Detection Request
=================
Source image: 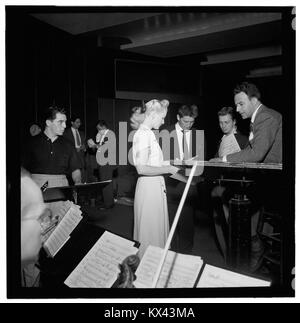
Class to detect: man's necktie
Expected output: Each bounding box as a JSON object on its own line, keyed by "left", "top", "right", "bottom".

{"left": 250, "top": 122, "right": 254, "bottom": 133}
{"left": 249, "top": 122, "right": 254, "bottom": 141}
{"left": 75, "top": 129, "right": 81, "bottom": 147}
{"left": 182, "top": 130, "right": 190, "bottom": 160}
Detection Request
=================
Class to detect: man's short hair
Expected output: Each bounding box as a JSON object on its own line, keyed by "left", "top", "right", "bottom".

{"left": 218, "top": 106, "right": 236, "bottom": 120}
{"left": 44, "top": 106, "right": 66, "bottom": 123}
{"left": 234, "top": 82, "right": 261, "bottom": 100}
{"left": 70, "top": 115, "right": 82, "bottom": 123}
{"left": 96, "top": 120, "right": 107, "bottom": 128}
{"left": 177, "top": 105, "right": 196, "bottom": 118}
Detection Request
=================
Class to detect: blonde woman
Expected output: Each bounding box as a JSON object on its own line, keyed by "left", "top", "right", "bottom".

{"left": 132, "top": 99, "right": 179, "bottom": 257}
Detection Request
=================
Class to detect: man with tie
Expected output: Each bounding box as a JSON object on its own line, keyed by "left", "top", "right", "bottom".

{"left": 64, "top": 116, "right": 87, "bottom": 182}
{"left": 88, "top": 120, "right": 117, "bottom": 210}
{"left": 163, "top": 105, "right": 203, "bottom": 253}
{"left": 210, "top": 82, "right": 282, "bottom": 271}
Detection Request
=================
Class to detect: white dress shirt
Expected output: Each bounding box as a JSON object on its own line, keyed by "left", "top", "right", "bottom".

{"left": 71, "top": 127, "right": 81, "bottom": 148}
{"left": 96, "top": 129, "right": 109, "bottom": 145}
{"left": 175, "top": 122, "right": 191, "bottom": 160}
{"left": 249, "top": 103, "right": 262, "bottom": 141}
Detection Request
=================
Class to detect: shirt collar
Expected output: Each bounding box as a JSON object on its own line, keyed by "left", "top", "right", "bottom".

{"left": 175, "top": 122, "right": 190, "bottom": 132}
{"left": 43, "top": 130, "right": 58, "bottom": 142}
{"left": 251, "top": 103, "right": 262, "bottom": 123}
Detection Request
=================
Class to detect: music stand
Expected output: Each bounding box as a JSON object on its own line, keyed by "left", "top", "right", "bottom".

{"left": 42, "top": 180, "right": 111, "bottom": 204}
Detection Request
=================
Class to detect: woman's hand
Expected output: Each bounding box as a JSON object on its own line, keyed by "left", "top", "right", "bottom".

{"left": 168, "top": 165, "right": 180, "bottom": 175}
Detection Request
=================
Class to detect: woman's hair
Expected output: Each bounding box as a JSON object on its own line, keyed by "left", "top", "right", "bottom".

{"left": 144, "top": 99, "right": 169, "bottom": 116}
{"left": 218, "top": 106, "right": 236, "bottom": 121}
{"left": 130, "top": 99, "right": 169, "bottom": 129}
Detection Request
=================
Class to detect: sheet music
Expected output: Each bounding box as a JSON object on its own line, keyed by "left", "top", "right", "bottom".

{"left": 218, "top": 133, "right": 241, "bottom": 157}
{"left": 134, "top": 246, "right": 203, "bottom": 288}
{"left": 197, "top": 264, "right": 271, "bottom": 288}
{"left": 170, "top": 172, "right": 188, "bottom": 183}
{"left": 43, "top": 204, "right": 83, "bottom": 257}
{"left": 64, "top": 231, "right": 138, "bottom": 288}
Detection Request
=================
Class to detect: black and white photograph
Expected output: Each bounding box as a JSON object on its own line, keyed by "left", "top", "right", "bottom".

{"left": 5, "top": 3, "right": 296, "bottom": 301}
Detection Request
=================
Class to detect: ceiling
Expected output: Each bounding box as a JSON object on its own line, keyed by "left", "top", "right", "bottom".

{"left": 31, "top": 10, "right": 282, "bottom": 65}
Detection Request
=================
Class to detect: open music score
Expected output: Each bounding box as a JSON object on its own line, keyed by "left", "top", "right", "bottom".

{"left": 134, "top": 246, "right": 203, "bottom": 288}
{"left": 64, "top": 231, "right": 138, "bottom": 288}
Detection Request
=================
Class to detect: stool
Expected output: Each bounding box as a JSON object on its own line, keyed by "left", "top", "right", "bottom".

{"left": 257, "top": 208, "right": 283, "bottom": 285}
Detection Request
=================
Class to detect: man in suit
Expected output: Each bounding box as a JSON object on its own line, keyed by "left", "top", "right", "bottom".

{"left": 63, "top": 116, "right": 87, "bottom": 183}
{"left": 162, "top": 105, "right": 204, "bottom": 254}
{"left": 210, "top": 82, "right": 282, "bottom": 271}
{"left": 92, "top": 120, "right": 117, "bottom": 210}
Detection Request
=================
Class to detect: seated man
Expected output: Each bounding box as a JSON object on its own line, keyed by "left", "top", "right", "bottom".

{"left": 211, "top": 107, "right": 248, "bottom": 257}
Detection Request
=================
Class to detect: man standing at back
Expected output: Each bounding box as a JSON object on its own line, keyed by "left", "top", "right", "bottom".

{"left": 64, "top": 116, "right": 87, "bottom": 183}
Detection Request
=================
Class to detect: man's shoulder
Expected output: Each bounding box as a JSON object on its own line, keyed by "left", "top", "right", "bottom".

{"left": 63, "top": 127, "right": 73, "bottom": 136}
{"left": 259, "top": 105, "right": 282, "bottom": 121}
{"left": 58, "top": 135, "right": 74, "bottom": 148}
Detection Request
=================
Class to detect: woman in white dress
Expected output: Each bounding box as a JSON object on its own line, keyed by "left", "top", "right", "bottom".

{"left": 132, "top": 99, "right": 179, "bottom": 258}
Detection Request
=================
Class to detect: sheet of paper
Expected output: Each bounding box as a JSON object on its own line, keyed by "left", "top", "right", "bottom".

{"left": 218, "top": 133, "right": 241, "bottom": 157}
{"left": 43, "top": 206, "right": 83, "bottom": 257}
{"left": 197, "top": 264, "right": 271, "bottom": 288}
{"left": 170, "top": 172, "right": 188, "bottom": 183}
{"left": 64, "top": 231, "right": 139, "bottom": 288}
{"left": 87, "top": 138, "right": 96, "bottom": 148}
{"left": 134, "top": 246, "right": 203, "bottom": 288}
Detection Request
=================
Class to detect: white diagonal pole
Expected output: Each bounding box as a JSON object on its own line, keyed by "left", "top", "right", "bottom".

{"left": 151, "top": 162, "right": 198, "bottom": 288}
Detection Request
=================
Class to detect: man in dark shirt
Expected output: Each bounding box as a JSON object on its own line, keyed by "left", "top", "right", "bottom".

{"left": 23, "top": 106, "right": 82, "bottom": 188}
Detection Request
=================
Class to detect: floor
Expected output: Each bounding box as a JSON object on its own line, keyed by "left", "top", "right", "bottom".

{"left": 83, "top": 200, "right": 226, "bottom": 269}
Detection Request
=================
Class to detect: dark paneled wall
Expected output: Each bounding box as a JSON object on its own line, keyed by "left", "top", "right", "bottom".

{"left": 14, "top": 14, "right": 203, "bottom": 144}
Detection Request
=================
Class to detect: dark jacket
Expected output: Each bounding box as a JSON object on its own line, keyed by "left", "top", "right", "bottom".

{"left": 226, "top": 105, "right": 282, "bottom": 163}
